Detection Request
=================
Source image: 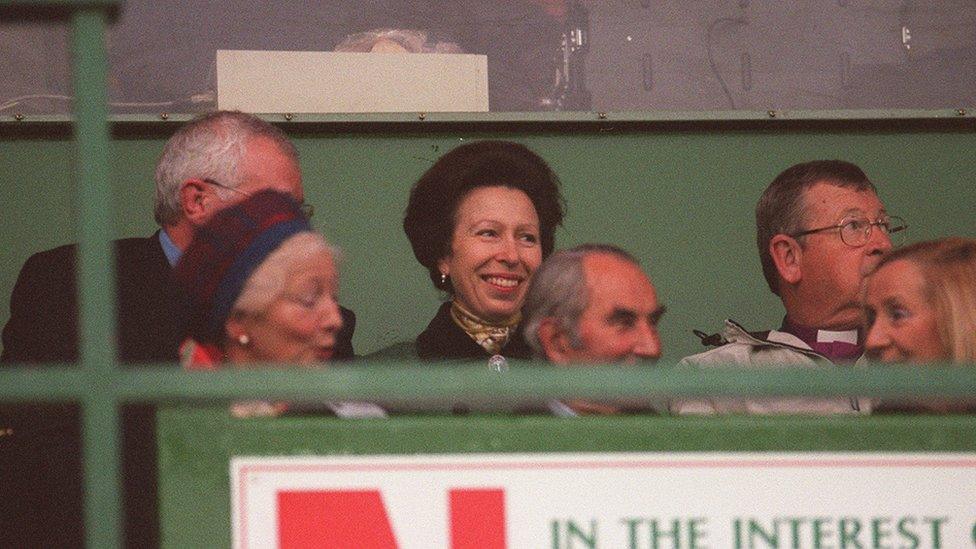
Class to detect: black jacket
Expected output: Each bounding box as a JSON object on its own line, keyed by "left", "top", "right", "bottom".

{"left": 1, "top": 233, "right": 357, "bottom": 363}
{"left": 415, "top": 301, "right": 532, "bottom": 361}
{"left": 0, "top": 233, "right": 357, "bottom": 548}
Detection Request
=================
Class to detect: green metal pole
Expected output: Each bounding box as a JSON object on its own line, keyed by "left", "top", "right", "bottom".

{"left": 80, "top": 397, "right": 122, "bottom": 547}
{"left": 70, "top": 7, "right": 121, "bottom": 548}
{"left": 72, "top": 4, "right": 116, "bottom": 366}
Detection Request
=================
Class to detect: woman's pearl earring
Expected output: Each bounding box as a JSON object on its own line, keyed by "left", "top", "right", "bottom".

{"left": 238, "top": 334, "right": 250, "bottom": 346}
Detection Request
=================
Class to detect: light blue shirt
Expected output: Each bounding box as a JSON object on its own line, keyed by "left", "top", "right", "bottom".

{"left": 159, "top": 230, "right": 182, "bottom": 267}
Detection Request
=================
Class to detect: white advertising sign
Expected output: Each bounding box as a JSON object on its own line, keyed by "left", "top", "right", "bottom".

{"left": 232, "top": 453, "right": 976, "bottom": 549}
{"left": 216, "top": 50, "right": 489, "bottom": 114}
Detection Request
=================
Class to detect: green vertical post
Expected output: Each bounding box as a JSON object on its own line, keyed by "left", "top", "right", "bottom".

{"left": 72, "top": 4, "right": 116, "bottom": 366}
{"left": 70, "top": 7, "right": 121, "bottom": 548}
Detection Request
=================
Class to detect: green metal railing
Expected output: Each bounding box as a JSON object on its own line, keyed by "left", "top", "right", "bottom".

{"left": 2, "top": 108, "right": 973, "bottom": 124}
{"left": 6, "top": 364, "right": 976, "bottom": 403}
{"left": 0, "top": 1, "right": 119, "bottom": 546}
{"left": 1, "top": 2, "right": 975, "bottom": 548}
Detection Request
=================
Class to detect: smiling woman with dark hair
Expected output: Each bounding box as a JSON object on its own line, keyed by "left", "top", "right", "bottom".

{"left": 399, "top": 140, "right": 565, "bottom": 361}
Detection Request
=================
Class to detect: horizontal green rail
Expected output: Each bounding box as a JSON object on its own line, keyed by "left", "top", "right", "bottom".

{"left": 3, "top": 363, "right": 975, "bottom": 403}
{"left": 0, "top": 108, "right": 973, "bottom": 126}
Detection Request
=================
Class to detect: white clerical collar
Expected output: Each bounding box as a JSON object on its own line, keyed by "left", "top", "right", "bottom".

{"left": 816, "top": 329, "right": 858, "bottom": 344}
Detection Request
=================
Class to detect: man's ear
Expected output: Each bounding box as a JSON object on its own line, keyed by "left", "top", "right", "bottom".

{"left": 179, "top": 179, "right": 212, "bottom": 225}
{"left": 537, "top": 318, "right": 575, "bottom": 364}
{"left": 770, "top": 234, "right": 803, "bottom": 286}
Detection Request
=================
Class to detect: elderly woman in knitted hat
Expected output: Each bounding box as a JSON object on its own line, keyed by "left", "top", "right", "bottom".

{"left": 176, "top": 190, "right": 387, "bottom": 417}
{"left": 401, "top": 140, "right": 565, "bottom": 361}
{"left": 176, "top": 189, "right": 343, "bottom": 367}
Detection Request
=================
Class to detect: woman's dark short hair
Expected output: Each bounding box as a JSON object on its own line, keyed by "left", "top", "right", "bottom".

{"left": 404, "top": 140, "right": 566, "bottom": 291}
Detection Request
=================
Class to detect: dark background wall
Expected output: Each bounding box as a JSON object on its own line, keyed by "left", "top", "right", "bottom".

{"left": 2, "top": 1, "right": 975, "bottom": 114}
{"left": 1, "top": 119, "right": 973, "bottom": 360}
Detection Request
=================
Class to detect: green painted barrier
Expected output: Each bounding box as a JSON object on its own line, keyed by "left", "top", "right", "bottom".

{"left": 157, "top": 408, "right": 976, "bottom": 548}
{"left": 2, "top": 120, "right": 975, "bottom": 359}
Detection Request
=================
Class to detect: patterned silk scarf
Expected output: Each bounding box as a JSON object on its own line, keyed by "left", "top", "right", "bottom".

{"left": 450, "top": 300, "right": 521, "bottom": 354}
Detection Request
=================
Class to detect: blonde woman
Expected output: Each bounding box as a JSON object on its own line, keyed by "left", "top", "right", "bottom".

{"left": 862, "top": 237, "right": 976, "bottom": 412}
{"left": 863, "top": 237, "right": 976, "bottom": 363}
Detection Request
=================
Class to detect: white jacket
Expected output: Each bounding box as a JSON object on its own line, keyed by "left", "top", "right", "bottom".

{"left": 670, "top": 319, "right": 869, "bottom": 415}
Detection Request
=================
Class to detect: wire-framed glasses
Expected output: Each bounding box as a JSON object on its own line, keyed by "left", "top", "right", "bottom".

{"left": 790, "top": 215, "right": 907, "bottom": 247}
{"left": 201, "top": 178, "right": 314, "bottom": 219}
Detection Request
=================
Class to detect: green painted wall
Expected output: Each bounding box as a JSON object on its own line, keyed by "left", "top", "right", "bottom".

{"left": 1, "top": 121, "right": 974, "bottom": 360}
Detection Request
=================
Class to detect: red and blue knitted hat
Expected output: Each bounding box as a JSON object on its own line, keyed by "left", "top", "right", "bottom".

{"left": 175, "top": 189, "right": 311, "bottom": 344}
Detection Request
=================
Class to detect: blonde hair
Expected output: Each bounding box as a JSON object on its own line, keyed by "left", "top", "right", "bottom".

{"left": 872, "top": 237, "right": 976, "bottom": 362}
{"left": 232, "top": 232, "right": 335, "bottom": 317}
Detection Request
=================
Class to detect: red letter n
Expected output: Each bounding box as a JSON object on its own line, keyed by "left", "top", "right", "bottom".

{"left": 449, "top": 488, "right": 506, "bottom": 549}
{"left": 278, "top": 490, "right": 398, "bottom": 549}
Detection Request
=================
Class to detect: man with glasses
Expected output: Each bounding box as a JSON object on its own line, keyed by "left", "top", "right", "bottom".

{"left": 671, "top": 160, "right": 906, "bottom": 415}
{"left": 0, "top": 110, "right": 356, "bottom": 547}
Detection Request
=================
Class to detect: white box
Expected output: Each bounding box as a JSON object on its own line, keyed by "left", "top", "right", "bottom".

{"left": 216, "top": 49, "right": 489, "bottom": 114}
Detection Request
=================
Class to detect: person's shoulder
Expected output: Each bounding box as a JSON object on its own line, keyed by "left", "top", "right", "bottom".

{"left": 678, "top": 319, "right": 777, "bottom": 366}
{"left": 11, "top": 243, "right": 80, "bottom": 295}
{"left": 115, "top": 234, "right": 155, "bottom": 249}
{"left": 364, "top": 340, "right": 419, "bottom": 361}
{"left": 21, "top": 242, "right": 77, "bottom": 269}
{"left": 3, "top": 244, "right": 81, "bottom": 363}
{"left": 21, "top": 235, "right": 161, "bottom": 274}
{"left": 18, "top": 234, "right": 159, "bottom": 268}
{"left": 113, "top": 233, "right": 165, "bottom": 263}
{"left": 414, "top": 302, "right": 459, "bottom": 358}
{"left": 679, "top": 342, "right": 754, "bottom": 366}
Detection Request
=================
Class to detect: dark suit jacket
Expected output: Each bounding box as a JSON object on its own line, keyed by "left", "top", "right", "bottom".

{"left": 2, "top": 233, "right": 357, "bottom": 363}
{"left": 0, "top": 233, "right": 357, "bottom": 548}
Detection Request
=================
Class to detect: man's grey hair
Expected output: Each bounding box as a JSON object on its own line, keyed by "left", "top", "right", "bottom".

{"left": 153, "top": 111, "right": 299, "bottom": 226}
{"left": 522, "top": 243, "right": 640, "bottom": 357}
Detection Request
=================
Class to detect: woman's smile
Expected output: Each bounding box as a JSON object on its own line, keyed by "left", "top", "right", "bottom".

{"left": 482, "top": 273, "right": 523, "bottom": 291}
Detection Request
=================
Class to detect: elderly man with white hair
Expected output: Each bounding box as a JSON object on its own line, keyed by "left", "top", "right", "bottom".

{"left": 1, "top": 110, "right": 356, "bottom": 547}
